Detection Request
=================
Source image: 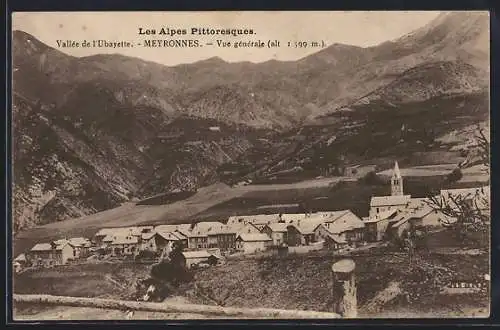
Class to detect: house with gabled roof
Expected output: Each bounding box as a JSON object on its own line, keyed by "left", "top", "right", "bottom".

{"left": 141, "top": 231, "right": 178, "bottom": 256}
{"left": 370, "top": 195, "right": 411, "bottom": 217}
{"left": 109, "top": 235, "right": 139, "bottom": 257}
{"left": 94, "top": 227, "right": 141, "bottom": 245}
{"left": 235, "top": 233, "right": 272, "bottom": 254}
{"left": 154, "top": 223, "right": 193, "bottom": 234}
{"left": 313, "top": 210, "right": 365, "bottom": 246}
{"left": 286, "top": 218, "right": 325, "bottom": 246}
{"left": 187, "top": 229, "right": 209, "bottom": 250}
{"left": 363, "top": 209, "right": 398, "bottom": 242}
{"left": 28, "top": 239, "right": 75, "bottom": 267}
{"left": 170, "top": 230, "right": 189, "bottom": 248}
{"left": 261, "top": 222, "right": 288, "bottom": 247}
{"left": 68, "top": 237, "right": 92, "bottom": 258}
{"left": 180, "top": 250, "right": 220, "bottom": 269}
{"left": 227, "top": 214, "right": 280, "bottom": 230}
{"left": 13, "top": 253, "right": 27, "bottom": 273}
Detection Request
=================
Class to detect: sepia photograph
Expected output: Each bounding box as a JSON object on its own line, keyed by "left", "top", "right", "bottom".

{"left": 10, "top": 11, "right": 490, "bottom": 320}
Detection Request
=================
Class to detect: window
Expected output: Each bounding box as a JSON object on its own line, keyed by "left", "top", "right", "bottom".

{"left": 377, "top": 208, "right": 379, "bottom": 213}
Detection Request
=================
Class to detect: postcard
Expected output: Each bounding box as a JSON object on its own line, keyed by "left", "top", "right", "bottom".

{"left": 11, "top": 11, "right": 490, "bottom": 320}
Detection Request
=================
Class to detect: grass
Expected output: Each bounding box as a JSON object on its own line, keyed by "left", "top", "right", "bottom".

{"left": 184, "top": 245, "right": 489, "bottom": 314}
{"left": 13, "top": 263, "right": 151, "bottom": 299}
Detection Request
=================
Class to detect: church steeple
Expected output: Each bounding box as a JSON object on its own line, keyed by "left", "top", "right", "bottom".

{"left": 391, "top": 161, "right": 404, "bottom": 196}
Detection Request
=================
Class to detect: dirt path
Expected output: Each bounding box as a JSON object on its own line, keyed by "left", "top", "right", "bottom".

{"left": 14, "top": 296, "right": 228, "bottom": 320}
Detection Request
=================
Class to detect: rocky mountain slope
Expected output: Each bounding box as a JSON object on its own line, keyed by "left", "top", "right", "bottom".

{"left": 11, "top": 12, "right": 489, "bottom": 233}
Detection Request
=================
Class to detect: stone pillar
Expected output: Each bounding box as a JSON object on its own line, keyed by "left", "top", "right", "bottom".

{"left": 331, "top": 258, "right": 357, "bottom": 318}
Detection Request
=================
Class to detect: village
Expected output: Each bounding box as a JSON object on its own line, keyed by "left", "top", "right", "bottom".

{"left": 13, "top": 162, "right": 490, "bottom": 274}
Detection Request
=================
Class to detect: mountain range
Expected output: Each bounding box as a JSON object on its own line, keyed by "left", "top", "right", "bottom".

{"left": 12, "top": 12, "right": 489, "bottom": 234}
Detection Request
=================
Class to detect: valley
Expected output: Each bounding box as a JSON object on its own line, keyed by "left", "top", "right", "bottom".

{"left": 11, "top": 11, "right": 489, "bottom": 239}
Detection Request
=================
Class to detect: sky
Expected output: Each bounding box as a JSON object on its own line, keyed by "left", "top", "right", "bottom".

{"left": 12, "top": 11, "right": 444, "bottom": 66}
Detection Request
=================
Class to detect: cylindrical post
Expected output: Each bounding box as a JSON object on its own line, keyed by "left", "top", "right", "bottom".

{"left": 331, "top": 258, "right": 357, "bottom": 318}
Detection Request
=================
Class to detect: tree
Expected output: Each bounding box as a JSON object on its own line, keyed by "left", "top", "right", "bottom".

{"left": 135, "top": 250, "right": 156, "bottom": 261}
{"left": 361, "top": 171, "right": 384, "bottom": 186}
{"left": 425, "top": 126, "right": 490, "bottom": 243}
{"left": 445, "top": 168, "right": 463, "bottom": 183}
{"left": 143, "top": 242, "right": 194, "bottom": 301}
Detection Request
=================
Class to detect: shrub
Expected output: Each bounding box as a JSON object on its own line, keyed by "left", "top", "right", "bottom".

{"left": 360, "top": 171, "right": 384, "bottom": 185}
{"left": 135, "top": 250, "right": 157, "bottom": 261}
{"left": 446, "top": 168, "right": 463, "bottom": 183}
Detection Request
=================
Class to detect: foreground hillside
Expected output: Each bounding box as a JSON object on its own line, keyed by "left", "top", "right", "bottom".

{"left": 13, "top": 238, "right": 489, "bottom": 318}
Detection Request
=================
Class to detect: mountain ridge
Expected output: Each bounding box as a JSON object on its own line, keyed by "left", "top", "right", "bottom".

{"left": 12, "top": 11, "right": 489, "bottom": 233}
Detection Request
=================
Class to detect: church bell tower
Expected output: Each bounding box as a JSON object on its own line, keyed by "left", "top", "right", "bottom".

{"left": 391, "top": 161, "right": 404, "bottom": 196}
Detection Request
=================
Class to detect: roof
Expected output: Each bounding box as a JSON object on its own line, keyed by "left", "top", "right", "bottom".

{"left": 364, "top": 209, "right": 398, "bottom": 223}
{"left": 141, "top": 232, "right": 156, "bottom": 240}
{"left": 411, "top": 203, "right": 435, "bottom": 218}
{"left": 68, "top": 237, "right": 92, "bottom": 247}
{"left": 392, "top": 161, "right": 402, "bottom": 179}
{"left": 265, "top": 222, "right": 288, "bottom": 232}
{"left": 205, "top": 223, "right": 232, "bottom": 236}
{"left": 288, "top": 218, "right": 325, "bottom": 234}
{"left": 94, "top": 228, "right": 115, "bottom": 237}
{"left": 391, "top": 210, "right": 415, "bottom": 228}
{"left": 110, "top": 236, "right": 139, "bottom": 245}
{"left": 325, "top": 233, "right": 347, "bottom": 244}
{"left": 370, "top": 195, "right": 411, "bottom": 207}
{"left": 14, "top": 254, "right": 27, "bottom": 262}
{"left": 51, "top": 239, "right": 72, "bottom": 250}
{"left": 95, "top": 227, "right": 142, "bottom": 237}
{"left": 236, "top": 233, "right": 272, "bottom": 242}
{"left": 176, "top": 224, "right": 193, "bottom": 232}
{"left": 54, "top": 242, "right": 72, "bottom": 250}
{"left": 181, "top": 250, "right": 213, "bottom": 259}
{"left": 227, "top": 214, "right": 280, "bottom": 225}
{"left": 156, "top": 231, "right": 180, "bottom": 241}
{"left": 154, "top": 224, "right": 191, "bottom": 233}
{"left": 31, "top": 243, "right": 52, "bottom": 252}
{"left": 191, "top": 221, "right": 225, "bottom": 235}
{"left": 173, "top": 229, "right": 190, "bottom": 239}
{"left": 53, "top": 239, "right": 69, "bottom": 246}
{"left": 225, "top": 222, "right": 260, "bottom": 235}
{"left": 280, "top": 213, "right": 309, "bottom": 223}
{"left": 319, "top": 211, "right": 365, "bottom": 234}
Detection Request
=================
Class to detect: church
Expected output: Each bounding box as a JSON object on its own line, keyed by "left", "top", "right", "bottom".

{"left": 369, "top": 161, "right": 411, "bottom": 218}
{"left": 364, "top": 161, "right": 447, "bottom": 242}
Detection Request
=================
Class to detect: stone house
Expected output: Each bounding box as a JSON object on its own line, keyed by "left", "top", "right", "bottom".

{"left": 286, "top": 218, "right": 324, "bottom": 246}
{"left": 109, "top": 235, "right": 139, "bottom": 257}
{"left": 369, "top": 195, "right": 411, "bottom": 218}
{"left": 187, "top": 231, "right": 209, "bottom": 249}
{"left": 181, "top": 250, "right": 219, "bottom": 269}
{"left": 13, "top": 254, "right": 27, "bottom": 273}
{"left": 68, "top": 237, "right": 92, "bottom": 259}
{"left": 261, "top": 223, "right": 288, "bottom": 246}
{"left": 29, "top": 240, "right": 75, "bottom": 267}
{"left": 363, "top": 209, "right": 398, "bottom": 242}
{"left": 141, "top": 231, "right": 178, "bottom": 256}
{"left": 235, "top": 233, "right": 272, "bottom": 254}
